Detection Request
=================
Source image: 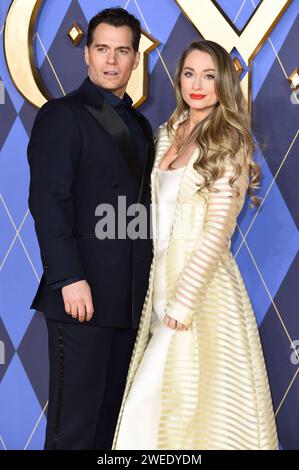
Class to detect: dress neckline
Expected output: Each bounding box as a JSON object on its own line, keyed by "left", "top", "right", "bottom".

{"left": 157, "top": 165, "right": 186, "bottom": 173}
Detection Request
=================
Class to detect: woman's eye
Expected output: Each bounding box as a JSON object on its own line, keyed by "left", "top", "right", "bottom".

{"left": 184, "top": 72, "right": 193, "bottom": 78}
{"left": 205, "top": 74, "right": 215, "bottom": 80}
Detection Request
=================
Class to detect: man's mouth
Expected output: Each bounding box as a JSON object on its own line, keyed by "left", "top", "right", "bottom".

{"left": 190, "top": 94, "right": 206, "bottom": 100}
{"left": 104, "top": 71, "right": 119, "bottom": 77}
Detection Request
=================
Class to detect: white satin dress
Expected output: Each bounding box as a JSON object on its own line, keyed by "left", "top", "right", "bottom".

{"left": 115, "top": 166, "right": 186, "bottom": 450}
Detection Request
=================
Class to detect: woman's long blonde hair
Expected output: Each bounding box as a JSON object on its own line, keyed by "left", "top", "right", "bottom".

{"left": 167, "top": 40, "right": 260, "bottom": 207}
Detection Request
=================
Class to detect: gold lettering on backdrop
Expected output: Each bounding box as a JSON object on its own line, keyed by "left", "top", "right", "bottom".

{"left": 4, "top": 0, "right": 158, "bottom": 108}
{"left": 4, "top": 0, "right": 48, "bottom": 108}
{"left": 176, "top": 0, "right": 292, "bottom": 111}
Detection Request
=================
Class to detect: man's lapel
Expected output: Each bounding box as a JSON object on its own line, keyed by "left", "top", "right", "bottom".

{"left": 79, "top": 78, "right": 143, "bottom": 184}
{"left": 130, "top": 108, "right": 155, "bottom": 204}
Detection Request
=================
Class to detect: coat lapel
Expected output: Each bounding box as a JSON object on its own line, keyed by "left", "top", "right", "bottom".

{"left": 151, "top": 118, "right": 204, "bottom": 248}
{"left": 80, "top": 78, "right": 143, "bottom": 184}
{"left": 130, "top": 108, "right": 155, "bottom": 205}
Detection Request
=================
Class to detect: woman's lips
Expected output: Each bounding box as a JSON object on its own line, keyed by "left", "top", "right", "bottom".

{"left": 190, "top": 94, "right": 206, "bottom": 100}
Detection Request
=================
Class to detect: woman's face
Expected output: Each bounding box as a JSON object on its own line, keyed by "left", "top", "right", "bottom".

{"left": 180, "top": 50, "right": 219, "bottom": 114}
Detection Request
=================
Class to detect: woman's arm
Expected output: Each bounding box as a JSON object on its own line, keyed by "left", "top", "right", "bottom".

{"left": 164, "top": 156, "right": 249, "bottom": 327}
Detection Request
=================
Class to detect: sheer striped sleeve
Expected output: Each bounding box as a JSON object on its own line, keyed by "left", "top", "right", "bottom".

{"left": 164, "top": 157, "right": 249, "bottom": 326}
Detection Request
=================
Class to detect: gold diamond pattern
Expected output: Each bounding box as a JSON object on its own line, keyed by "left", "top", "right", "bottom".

{"left": 288, "top": 67, "right": 299, "bottom": 90}
{"left": 67, "top": 21, "right": 84, "bottom": 46}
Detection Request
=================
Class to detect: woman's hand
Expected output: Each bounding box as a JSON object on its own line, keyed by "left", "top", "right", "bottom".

{"left": 163, "top": 314, "right": 188, "bottom": 331}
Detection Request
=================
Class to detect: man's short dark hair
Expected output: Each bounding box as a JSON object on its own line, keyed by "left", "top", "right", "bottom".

{"left": 86, "top": 7, "right": 141, "bottom": 52}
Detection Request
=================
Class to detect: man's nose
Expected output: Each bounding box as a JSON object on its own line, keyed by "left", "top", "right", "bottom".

{"left": 107, "top": 51, "right": 117, "bottom": 64}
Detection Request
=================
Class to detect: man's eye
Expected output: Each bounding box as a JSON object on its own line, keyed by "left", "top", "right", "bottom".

{"left": 119, "top": 49, "right": 129, "bottom": 54}
{"left": 97, "top": 48, "right": 106, "bottom": 52}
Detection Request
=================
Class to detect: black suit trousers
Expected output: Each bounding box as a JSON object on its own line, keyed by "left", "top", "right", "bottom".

{"left": 44, "top": 318, "right": 138, "bottom": 450}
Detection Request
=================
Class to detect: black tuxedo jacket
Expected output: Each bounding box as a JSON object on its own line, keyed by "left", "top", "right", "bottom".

{"left": 27, "top": 77, "right": 154, "bottom": 328}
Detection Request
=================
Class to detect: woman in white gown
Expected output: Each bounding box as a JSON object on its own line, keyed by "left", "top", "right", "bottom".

{"left": 113, "top": 40, "right": 278, "bottom": 450}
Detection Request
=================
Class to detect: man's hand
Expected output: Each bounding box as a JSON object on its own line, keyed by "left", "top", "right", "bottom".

{"left": 62, "top": 280, "right": 94, "bottom": 322}
{"left": 163, "top": 314, "right": 188, "bottom": 331}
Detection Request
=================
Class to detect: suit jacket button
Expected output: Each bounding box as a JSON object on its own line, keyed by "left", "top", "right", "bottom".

{"left": 112, "top": 182, "right": 118, "bottom": 189}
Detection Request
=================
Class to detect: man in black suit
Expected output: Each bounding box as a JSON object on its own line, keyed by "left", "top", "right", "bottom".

{"left": 27, "top": 8, "right": 154, "bottom": 450}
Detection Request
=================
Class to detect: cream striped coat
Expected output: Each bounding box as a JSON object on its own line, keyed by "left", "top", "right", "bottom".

{"left": 112, "top": 118, "right": 278, "bottom": 450}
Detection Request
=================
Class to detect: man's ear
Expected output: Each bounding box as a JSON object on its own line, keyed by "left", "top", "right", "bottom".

{"left": 133, "top": 51, "right": 141, "bottom": 70}
{"left": 84, "top": 46, "right": 90, "bottom": 66}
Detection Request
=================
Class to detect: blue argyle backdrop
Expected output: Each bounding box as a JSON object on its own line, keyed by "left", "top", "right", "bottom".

{"left": 0, "top": 0, "right": 298, "bottom": 450}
